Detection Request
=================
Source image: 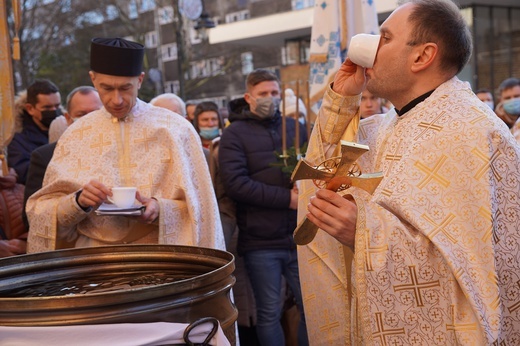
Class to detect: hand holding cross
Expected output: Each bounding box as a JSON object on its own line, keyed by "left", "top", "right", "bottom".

{"left": 291, "top": 141, "right": 383, "bottom": 245}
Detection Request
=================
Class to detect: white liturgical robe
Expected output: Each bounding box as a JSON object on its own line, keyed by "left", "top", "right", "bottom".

{"left": 298, "top": 78, "right": 520, "bottom": 345}
{"left": 27, "top": 99, "right": 224, "bottom": 252}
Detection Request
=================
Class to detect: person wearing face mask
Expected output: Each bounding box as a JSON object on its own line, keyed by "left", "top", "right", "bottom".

{"left": 7, "top": 79, "right": 61, "bottom": 184}
{"left": 219, "top": 69, "right": 309, "bottom": 346}
{"left": 280, "top": 88, "right": 308, "bottom": 124}
{"left": 475, "top": 88, "right": 495, "bottom": 110}
{"left": 496, "top": 78, "right": 520, "bottom": 142}
{"left": 193, "top": 101, "right": 223, "bottom": 149}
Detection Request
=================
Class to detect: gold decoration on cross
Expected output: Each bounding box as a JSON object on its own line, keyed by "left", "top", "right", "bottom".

{"left": 161, "top": 148, "right": 174, "bottom": 168}
{"left": 291, "top": 140, "right": 383, "bottom": 245}
{"left": 139, "top": 173, "right": 160, "bottom": 194}
{"left": 72, "top": 125, "right": 92, "bottom": 140}
{"left": 90, "top": 133, "right": 112, "bottom": 155}
{"left": 54, "top": 144, "right": 70, "bottom": 162}
{"left": 393, "top": 266, "right": 440, "bottom": 307}
{"left": 71, "top": 159, "right": 91, "bottom": 179}
{"left": 372, "top": 312, "right": 406, "bottom": 346}
{"left": 446, "top": 305, "right": 477, "bottom": 334}
{"left": 134, "top": 129, "right": 158, "bottom": 153}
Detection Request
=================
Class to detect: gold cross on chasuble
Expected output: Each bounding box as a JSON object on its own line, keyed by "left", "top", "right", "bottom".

{"left": 90, "top": 133, "right": 112, "bottom": 155}
{"left": 372, "top": 312, "right": 406, "bottom": 346}
{"left": 72, "top": 124, "right": 92, "bottom": 140}
{"left": 446, "top": 305, "right": 477, "bottom": 334}
{"left": 393, "top": 266, "right": 440, "bottom": 307}
{"left": 134, "top": 128, "right": 158, "bottom": 153}
{"left": 71, "top": 159, "right": 91, "bottom": 179}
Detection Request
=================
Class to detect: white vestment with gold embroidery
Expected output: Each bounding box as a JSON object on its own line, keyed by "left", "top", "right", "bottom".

{"left": 27, "top": 99, "right": 225, "bottom": 252}
{"left": 298, "top": 78, "right": 520, "bottom": 345}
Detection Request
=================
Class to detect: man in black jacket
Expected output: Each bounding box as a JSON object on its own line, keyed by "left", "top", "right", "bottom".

{"left": 218, "top": 69, "right": 309, "bottom": 346}
{"left": 7, "top": 79, "right": 62, "bottom": 184}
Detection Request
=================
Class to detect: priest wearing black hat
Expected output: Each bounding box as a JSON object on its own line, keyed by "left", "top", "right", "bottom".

{"left": 26, "top": 37, "right": 225, "bottom": 253}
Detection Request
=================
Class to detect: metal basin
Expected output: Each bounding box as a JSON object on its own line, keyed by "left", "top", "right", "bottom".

{"left": 0, "top": 244, "right": 237, "bottom": 343}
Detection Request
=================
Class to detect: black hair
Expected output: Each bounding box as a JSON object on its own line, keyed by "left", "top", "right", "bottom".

{"left": 26, "top": 79, "right": 60, "bottom": 105}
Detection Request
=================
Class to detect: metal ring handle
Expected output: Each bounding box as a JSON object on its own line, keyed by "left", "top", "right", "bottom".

{"left": 183, "top": 317, "right": 220, "bottom": 346}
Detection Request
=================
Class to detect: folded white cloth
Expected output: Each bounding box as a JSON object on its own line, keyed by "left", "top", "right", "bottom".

{"left": 0, "top": 321, "right": 230, "bottom": 346}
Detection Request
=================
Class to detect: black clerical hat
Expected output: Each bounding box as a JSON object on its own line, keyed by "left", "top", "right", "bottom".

{"left": 90, "top": 37, "right": 144, "bottom": 77}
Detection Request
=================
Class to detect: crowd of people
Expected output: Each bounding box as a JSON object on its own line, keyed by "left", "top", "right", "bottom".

{"left": 1, "top": 0, "right": 519, "bottom": 344}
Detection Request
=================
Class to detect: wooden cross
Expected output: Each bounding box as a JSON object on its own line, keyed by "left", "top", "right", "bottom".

{"left": 291, "top": 140, "right": 383, "bottom": 245}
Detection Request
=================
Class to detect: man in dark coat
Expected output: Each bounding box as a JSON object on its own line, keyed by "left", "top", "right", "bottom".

{"left": 218, "top": 69, "right": 309, "bottom": 346}
{"left": 7, "top": 79, "right": 61, "bottom": 184}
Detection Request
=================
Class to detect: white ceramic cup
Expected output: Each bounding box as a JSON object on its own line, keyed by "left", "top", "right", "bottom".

{"left": 108, "top": 187, "right": 137, "bottom": 209}
{"left": 347, "top": 33, "right": 381, "bottom": 68}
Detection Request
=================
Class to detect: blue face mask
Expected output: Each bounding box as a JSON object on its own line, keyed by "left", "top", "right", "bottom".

{"left": 484, "top": 101, "right": 494, "bottom": 110}
{"left": 199, "top": 126, "right": 220, "bottom": 140}
{"left": 503, "top": 98, "right": 520, "bottom": 116}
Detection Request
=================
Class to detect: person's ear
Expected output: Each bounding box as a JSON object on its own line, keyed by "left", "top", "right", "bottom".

{"left": 410, "top": 42, "right": 438, "bottom": 73}
{"left": 25, "top": 103, "right": 36, "bottom": 115}
{"left": 137, "top": 72, "right": 145, "bottom": 89}
{"left": 89, "top": 71, "right": 96, "bottom": 85}
{"left": 244, "top": 93, "right": 253, "bottom": 105}
{"left": 64, "top": 111, "right": 73, "bottom": 125}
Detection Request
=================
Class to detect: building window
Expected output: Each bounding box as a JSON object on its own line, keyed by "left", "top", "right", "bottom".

{"left": 164, "top": 80, "right": 180, "bottom": 94}
{"left": 188, "top": 23, "right": 202, "bottom": 45}
{"left": 471, "top": 5, "right": 520, "bottom": 93}
{"left": 282, "top": 37, "right": 310, "bottom": 65}
{"left": 241, "top": 52, "right": 253, "bottom": 75}
{"left": 292, "top": 0, "right": 315, "bottom": 10}
{"left": 145, "top": 31, "right": 158, "bottom": 48}
{"left": 189, "top": 57, "right": 225, "bottom": 79}
{"left": 225, "top": 10, "right": 250, "bottom": 23}
{"left": 158, "top": 6, "right": 174, "bottom": 25}
{"left": 161, "top": 43, "right": 178, "bottom": 62}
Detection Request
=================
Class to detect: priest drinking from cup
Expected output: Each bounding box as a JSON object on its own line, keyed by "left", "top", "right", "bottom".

{"left": 27, "top": 37, "right": 224, "bottom": 252}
